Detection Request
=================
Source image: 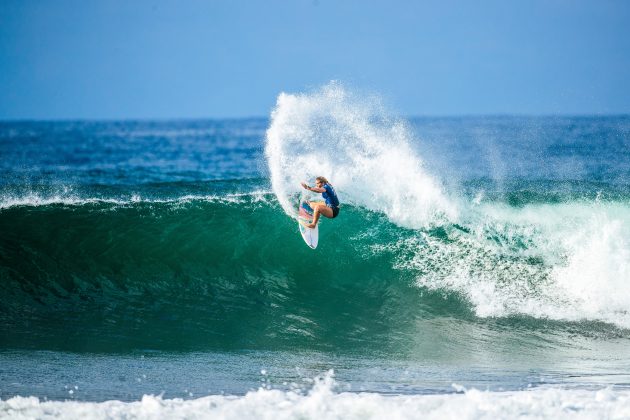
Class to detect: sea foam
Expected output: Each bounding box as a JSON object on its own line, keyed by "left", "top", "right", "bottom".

{"left": 398, "top": 200, "right": 630, "bottom": 328}
{"left": 2, "top": 372, "right": 629, "bottom": 420}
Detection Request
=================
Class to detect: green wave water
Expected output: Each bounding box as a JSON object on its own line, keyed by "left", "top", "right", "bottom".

{"left": 2, "top": 192, "right": 628, "bottom": 354}
{"left": 0, "top": 196, "right": 421, "bottom": 352}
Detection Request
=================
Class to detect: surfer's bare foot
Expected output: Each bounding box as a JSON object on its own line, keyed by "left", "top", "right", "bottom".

{"left": 306, "top": 223, "right": 316, "bottom": 229}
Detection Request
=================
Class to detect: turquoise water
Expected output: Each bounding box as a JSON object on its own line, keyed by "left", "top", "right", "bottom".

{"left": 1, "top": 85, "right": 630, "bottom": 417}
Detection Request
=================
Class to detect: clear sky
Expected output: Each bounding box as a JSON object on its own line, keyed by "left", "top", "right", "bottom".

{"left": 1, "top": 0, "right": 629, "bottom": 120}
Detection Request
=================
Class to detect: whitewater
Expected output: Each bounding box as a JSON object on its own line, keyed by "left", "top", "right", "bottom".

{"left": 4, "top": 372, "right": 630, "bottom": 420}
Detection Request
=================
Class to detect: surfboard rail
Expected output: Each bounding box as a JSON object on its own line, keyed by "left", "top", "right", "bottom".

{"left": 298, "top": 199, "right": 319, "bottom": 249}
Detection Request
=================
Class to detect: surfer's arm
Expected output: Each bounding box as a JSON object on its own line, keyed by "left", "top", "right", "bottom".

{"left": 301, "top": 182, "right": 325, "bottom": 193}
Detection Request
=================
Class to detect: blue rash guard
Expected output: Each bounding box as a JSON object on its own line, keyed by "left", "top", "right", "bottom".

{"left": 322, "top": 183, "right": 340, "bottom": 208}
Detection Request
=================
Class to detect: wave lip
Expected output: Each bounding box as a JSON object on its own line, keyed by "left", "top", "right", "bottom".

{"left": 0, "top": 190, "right": 274, "bottom": 210}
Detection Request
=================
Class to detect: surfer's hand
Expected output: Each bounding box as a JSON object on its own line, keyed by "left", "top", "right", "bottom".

{"left": 301, "top": 182, "right": 308, "bottom": 189}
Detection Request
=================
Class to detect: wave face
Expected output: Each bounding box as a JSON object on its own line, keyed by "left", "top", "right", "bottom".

{"left": 0, "top": 195, "right": 461, "bottom": 352}
{"left": 1, "top": 193, "right": 629, "bottom": 353}
{"left": 1, "top": 86, "right": 630, "bottom": 356}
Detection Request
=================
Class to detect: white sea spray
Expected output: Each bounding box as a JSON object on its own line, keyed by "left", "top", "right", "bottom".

{"left": 265, "top": 82, "right": 456, "bottom": 225}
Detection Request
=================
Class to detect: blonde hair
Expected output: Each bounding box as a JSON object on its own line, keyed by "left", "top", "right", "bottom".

{"left": 315, "top": 176, "right": 329, "bottom": 185}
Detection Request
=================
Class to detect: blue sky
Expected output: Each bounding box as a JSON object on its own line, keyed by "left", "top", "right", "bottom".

{"left": 1, "top": 0, "right": 629, "bottom": 119}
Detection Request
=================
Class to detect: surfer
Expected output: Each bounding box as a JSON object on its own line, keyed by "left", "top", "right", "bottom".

{"left": 301, "top": 176, "right": 340, "bottom": 228}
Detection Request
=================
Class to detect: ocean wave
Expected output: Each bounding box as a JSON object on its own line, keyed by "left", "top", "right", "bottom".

{"left": 1, "top": 196, "right": 629, "bottom": 352}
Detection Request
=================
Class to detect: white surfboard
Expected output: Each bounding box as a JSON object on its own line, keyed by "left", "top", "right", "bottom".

{"left": 298, "top": 199, "right": 319, "bottom": 249}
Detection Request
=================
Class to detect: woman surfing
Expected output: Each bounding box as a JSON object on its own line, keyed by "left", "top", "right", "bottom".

{"left": 300, "top": 176, "right": 340, "bottom": 228}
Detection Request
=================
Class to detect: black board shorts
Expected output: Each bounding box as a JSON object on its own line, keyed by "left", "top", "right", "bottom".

{"left": 331, "top": 206, "right": 340, "bottom": 218}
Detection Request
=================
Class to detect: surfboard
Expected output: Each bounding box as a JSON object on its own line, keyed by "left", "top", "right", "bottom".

{"left": 298, "top": 199, "right": 319, "bottom": 249}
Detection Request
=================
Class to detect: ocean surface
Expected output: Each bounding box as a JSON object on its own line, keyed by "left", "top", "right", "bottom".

{"left": 1, "top": 84, "right": 630, "bottom": 418}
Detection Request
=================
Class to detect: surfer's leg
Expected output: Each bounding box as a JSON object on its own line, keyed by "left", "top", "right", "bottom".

{"left": 319, "top": 206, "right": 334, "bottom": 219}
{"left": 311, "top": 203, "right": 333, "bottom": 222}
{"left": 307, "top": 200, "right": 325, "bottom": 208}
